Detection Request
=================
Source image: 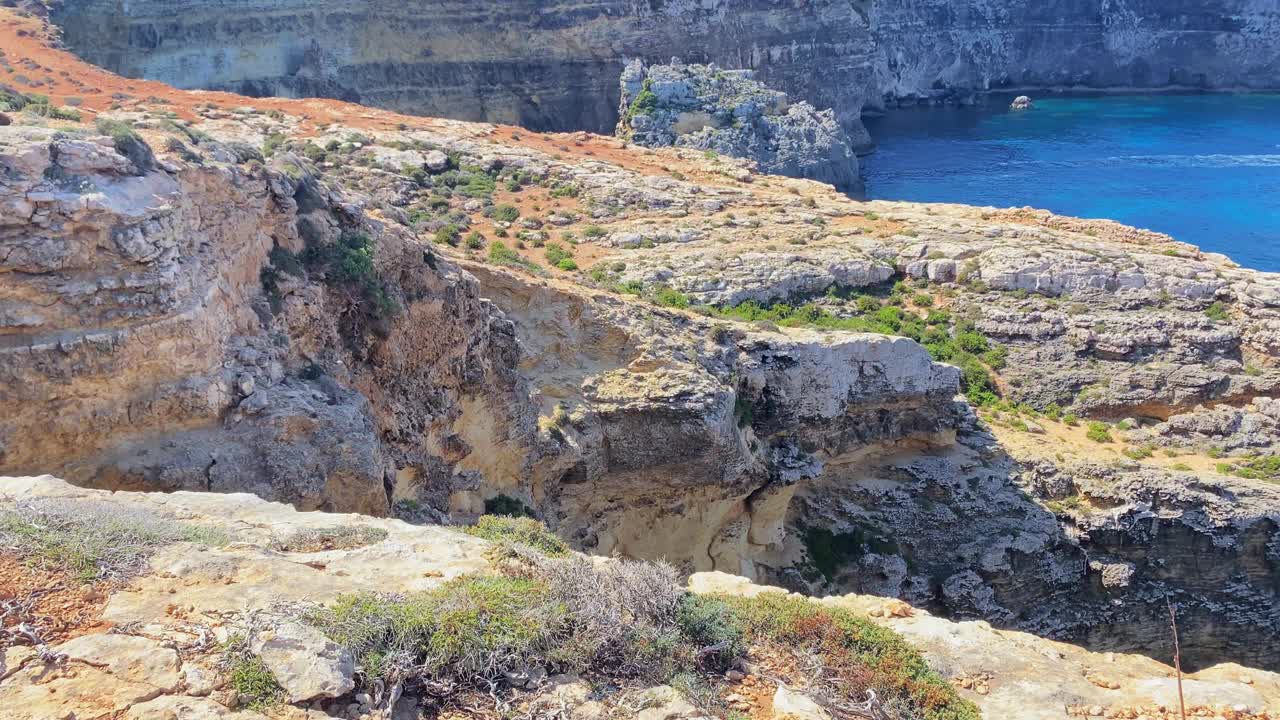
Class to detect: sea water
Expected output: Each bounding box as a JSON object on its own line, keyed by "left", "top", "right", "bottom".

{"left": 861, "top": 94, "right": 1280, "bottom": 272}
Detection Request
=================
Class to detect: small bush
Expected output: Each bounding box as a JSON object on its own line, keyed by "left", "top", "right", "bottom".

{"left": 492, "top": 204, "right": 520, "bottom": 223}
{"left": 1086, "top": 421, "right": 1113, "bottom": 443}
{"left": 464, "top": 516, "right": 568, "bottom": 556}
{"left": 555, "top": 257, "right": 579, "bottom": 271}
{"left": 487, "top": 241, "right": 539, "bottom": 273}
{"left": 717, "top": 593, "right": 979, "bottom": 720}
{"left": 1221, "top": 455, "right": 1280, "bottom": 481}
{"left": 674, "top": 595, "right": 745, "bottom": 671}
{"left": 652, "top": 286, "right": 692, "bottom": 309}
{"left": 582, "top": 225, "right": 608, "bottom": 239}
{"left": 1204, "top": 302, "right": 1230, "bottom": 323}
{"left": 483, "top": 495, "right": 536, "bottom": 519}
{"left": 221, "top": 637, "right": 284, "bottom": 711}
{"left": 626, "top": 79, "right": 659, "bottom": 121}
{"left": 434, "top": 224, "right": 461, "bottom": 246}
{"left": 1063, "top": 413, "right": 1079, "bottom": 426}
{"left": 544, "top": 242, "right": 573, "bottom": 266}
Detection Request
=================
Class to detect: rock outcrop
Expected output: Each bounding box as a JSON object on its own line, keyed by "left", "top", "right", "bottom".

{"left": 1, "top": 476, "right": 1277, "bottom": 720}
{"left": 616, "top": 60, "right": 860, "bottom": 191}
{"left": 46, "top": 0, "right": 1280, "bottom": 143}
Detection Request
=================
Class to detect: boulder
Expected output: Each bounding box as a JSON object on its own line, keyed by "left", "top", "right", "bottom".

{"left": 772, "top": 685, "right": 832, "bottom": 720}
{"left": 249, "top": 621, "right": 355, "bottom": 703}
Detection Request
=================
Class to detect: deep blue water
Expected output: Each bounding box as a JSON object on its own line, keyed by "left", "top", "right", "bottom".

{"left": 861, "top": 94, "right": 1280, "bottom": 272}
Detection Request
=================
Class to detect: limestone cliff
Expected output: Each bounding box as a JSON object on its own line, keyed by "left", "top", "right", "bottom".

{"left": 45, "top": 0, "right": 1280, "bottom": 143}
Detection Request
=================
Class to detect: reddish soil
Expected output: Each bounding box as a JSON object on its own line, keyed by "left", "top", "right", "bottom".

{"left": 0, "top": 554, "right": 111, "bottom": 645}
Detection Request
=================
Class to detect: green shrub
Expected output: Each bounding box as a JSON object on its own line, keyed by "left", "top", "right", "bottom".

{"left": 434, "top": 224, "right": 461, "bottom": 246}
{"left": 674, "top": 595, "right": 744, "bottom": 671}
{"left": 1122, "top": 444, "right": 1155, "bottom": 460}
{"left": 1063, "top": 413, "right": 1079, "bottom": 426}
{"left": 464, "top": 231, "right": 485, "bottom": 250}
{"left": 464, "top": 516, "right": 568, "bottom": 556}
{"left": 652, "top": 286, "right": 692, "bottom": 309}
{"left": 487, "top": 241, "right": 539, "bottom": 273}
{"left": 1086, "top": 422, "right": 1113, "bottom": 443}
{"left": 222, "top": 640, "right": 284, "bottom": 711}
{"left": 492, "top": 204, "right": 521, "bottom": 223}
{"left": 304, "top": 231, "right": 399, "bottom": 321}
{"left": 1221, "top": 455, "right": 1280, "bottom": 481}
{"left": 555, "top": 258, "right": 579, "bottom": 271}
{"left": 544, "top": 242, "right": 573, "bottom": 266}
{"left": 626, "top": 79, "right": 659, "bottom": 121}
{"left": 483, "top": 494, "right": 537, "bottom": 519}
{"left": 582, "top": 225, "right": 608, "bottom": 239}
{"left": 1204, "top": 302, "right": 1230, "bottom": 323}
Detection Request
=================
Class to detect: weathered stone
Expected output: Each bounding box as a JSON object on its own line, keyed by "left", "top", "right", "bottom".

{"left": 772, "top": 685, "right": 832, "bottom": 720}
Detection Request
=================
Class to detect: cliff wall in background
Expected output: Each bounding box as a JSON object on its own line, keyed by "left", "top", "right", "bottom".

{"left": 49, "top": 0, "right": 1280, "bottom": 144}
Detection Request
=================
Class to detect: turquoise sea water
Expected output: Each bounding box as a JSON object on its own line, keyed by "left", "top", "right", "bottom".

{"left": 861, "top": 94, "right": 1280, "bottom": 272}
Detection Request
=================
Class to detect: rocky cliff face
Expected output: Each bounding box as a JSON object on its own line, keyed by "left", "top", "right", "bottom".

{"left": 47, "top": 0, "right": 1280, "bottom": 144}
{"left": 869, "top": 0, "right": 1280, "bottom": 105}
{"left": 616, "top": 60, "right": 861, "bottom": 191}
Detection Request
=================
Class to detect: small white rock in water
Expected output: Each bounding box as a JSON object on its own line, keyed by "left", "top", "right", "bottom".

{"left": 1011, "top": 95, "right": 1033, "bottom": 110}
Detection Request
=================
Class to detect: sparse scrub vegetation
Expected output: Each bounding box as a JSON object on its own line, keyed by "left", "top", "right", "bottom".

{"left": 0, "top": 499, "right": 227, "bottom": 583}
{"left": 1086, "top": 421, "right": 1113, "bottom": 443}
{"left": 1215, "top": 455, "right": 1280, "bottom": 482}
{"left": 463, "top": 515, "right": 568, "bottom": 556}
{"left": 298, "top": 540, "right": 975, "bottom": 720}
{"left": 220, "top": 634, "right": 284, "bottom": 711}
{"left": 271, "top": 525, "right": 389, "bottom": 553}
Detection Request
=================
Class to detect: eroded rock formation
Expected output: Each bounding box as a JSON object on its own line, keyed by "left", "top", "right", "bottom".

{"left": 616, "top": 60, "right": 861, "bottom": 190}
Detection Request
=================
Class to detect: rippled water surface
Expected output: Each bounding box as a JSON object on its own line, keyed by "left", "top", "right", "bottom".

{"left": 861, "top": 94, "right": 1280, "bottom": 272}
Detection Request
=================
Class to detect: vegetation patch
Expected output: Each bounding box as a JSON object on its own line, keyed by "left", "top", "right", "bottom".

{"left": 1216, "top": 455, "right": 1280, "bottom": 482}
{"left": 270, "top": 525, "right": 389, "bottom": 553}
{"left": 800, "top": 526, "right": 897, "bottom": 583}
{"left": 220, "top": 634, "right": 285, "bottom": 711}
{"left": 0, "top": 499, "right": 227, "bottom": 583}
{"left": 638, "top": 283, "right": 1004, "bottom": 405}
{"left": 1086, "top": 421, "right": 1113, "bottom": 443}
{"left": 463, "top": 515, "right": 568, "bottom": 556}
{"left": 716, "top": 593, "right": 979, "bottom": 720}
{"left": 483, "top": 494, "right": 537, "bottom": 519}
